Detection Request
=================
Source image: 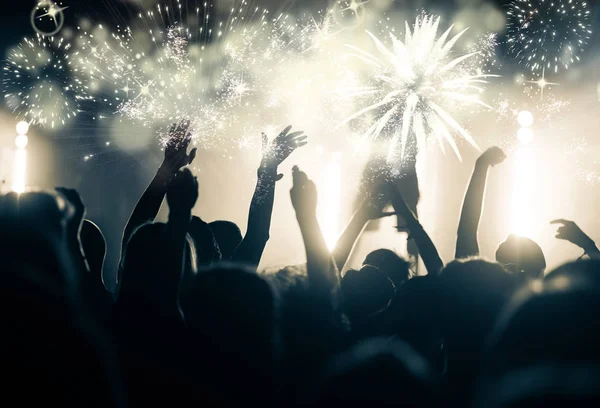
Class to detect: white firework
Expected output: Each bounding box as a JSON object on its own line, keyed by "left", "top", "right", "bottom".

{"left": 340, "top": 15, "right": 496, "bottom": 162}
{"left": 2, "top": 35, "right": 87, "bottom": 129}
{"left": 506, "top": 0, "right": 592, "bottom": 75}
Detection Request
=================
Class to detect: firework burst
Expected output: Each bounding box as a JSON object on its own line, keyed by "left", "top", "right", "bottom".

{"left": 506, "top": 0, "right": 592, "bottom": 75}
{"left": 340, "top": 15, "right": 496, "bottom": 163}
{"left": 70, "top": 1, "right": 310, "bottom": 147}
{"left": 2, "top": 34, "right": 87, "bottom": 129}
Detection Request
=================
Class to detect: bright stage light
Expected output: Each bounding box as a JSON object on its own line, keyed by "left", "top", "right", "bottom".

{"left": 517, "top": 127, "right": 534, "bottom": 144}
{"left": 11, "top": 148, "right": 27, "bottom": 194}
{"left": 15, "top": 135, "right": 28, "bottom": 149}
{"left": 16, "top": 121, "right": 29, "bottom": 136}
{"left": 318, "top": 152, "right": 342, "bottom": 250}
{"left": 510, "top": 147, "right": 535, "bottom": 237}
{"left": 517, "top": 110, "right": 534, "bottom": 127}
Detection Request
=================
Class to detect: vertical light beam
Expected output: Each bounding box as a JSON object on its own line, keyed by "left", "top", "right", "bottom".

{"left": 318, "top": 152, "right": 342, "bottom": 250}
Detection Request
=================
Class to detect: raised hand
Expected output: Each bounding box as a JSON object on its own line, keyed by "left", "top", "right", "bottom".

{"left": 162, "top": 120, "right": 198, "bottom": 174}
{"left": 290, "top": 165, "right": 317, "bottom": 218}
{"left": 166, "top": 167, "right": 199, "bottom": 212}
{"left": 550, "top": 219, "right": 596, "bottom": 251}
{"left": 358, "top": 184, "right": 395, "bottom": 221}
{"left": 477, "top": 146, "right": 507, "bottom": 167}
{"left": 55, "top": 187, "right": 85, "bottom": 241}
{"left": 261, "top": 125, "right": 307, "bottom": 176}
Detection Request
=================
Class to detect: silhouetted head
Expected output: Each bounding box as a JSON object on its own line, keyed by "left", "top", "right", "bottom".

{"left": 341, "top": 265, "right": 396, "bottom": 323}
{"left": 119, "top": 223, "right": 194, "bottom": 307}
{"left": 309, "top": 338, "right": 437, "bottom": 406}
{"left": 439, "top": 259, "right": 517, "bottom": 350}
{"left": 545, "top": 258, "right": 600, "bottom": 285}
{"left": 208, "top": 220, "right": 242, "bottom": 259}
{"left": 0, "top": 264, "right": 124, "bottom": 407}
{"left": 0, "top": 191, "right": 75, "bottom": 286}
{"left": 486, "top": 264, "right": 600, "bottom": 375}
{"left": 496, "top": 234, "right": 546, "bottom": 280}
{"left": 183, "top": 264, "right": 275, "bottom": 402}
{"left": 389, "top": 276, "right": 443, "bottom": 369}
{"left": 184, "top": 264, "right": 274, "bottom": 350}
{"left": 0, "top": 191, "right": 72, "bottom": 238}
{"left": 363, "top": 249, "right": 411, "bottom": 287}
{"left": 81, "top": 220, "right": 106, "bottom": 282}
{"left": 476, "top": 365, "right": 600, "bottom": 408}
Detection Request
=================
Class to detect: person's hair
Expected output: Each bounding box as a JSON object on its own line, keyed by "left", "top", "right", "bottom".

{"left": 363, "top": 249, "right": 412, "bottom": 287}
{"left": 475, "top": 365, "right": 600, "bottom": 408}
{"left": 81, "top": 220, "right": 106, "bottom": 283}
{"left": 486, "top": 264, "right": 600, "bottom": 375}
{"left": 208, "top": 220, "right": 242, "bottom": 259}
{"left": 496, "top": 234, "right": 546, "bottom": 280}
{"left": 308, "top": 338, "right": 437, "bottom": 406}
{"left": 341, "top": 265, "right": 396, "bottom": 323}
{"left": 118, "top": 223, "right": 195, "bottom": 305}
{"left": 182, "top": 263, "right": 276, "bottom": 403}
{"left": 439, "top": 258, "right": 517, "bottom": 340}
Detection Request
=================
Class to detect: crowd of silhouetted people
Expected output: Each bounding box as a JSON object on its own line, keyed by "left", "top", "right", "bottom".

{"left": 1, "top": 121, "right": 599, "bottom": 407}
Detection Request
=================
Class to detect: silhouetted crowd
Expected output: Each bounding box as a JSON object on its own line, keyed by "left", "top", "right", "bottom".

{"left": 1, "top": 121, "right": 599, "bottom": 407}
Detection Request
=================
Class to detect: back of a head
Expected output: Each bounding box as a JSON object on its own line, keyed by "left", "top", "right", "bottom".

{"left": 341, "top": 265, "right": 396, "bottom": 324}
{"left": 389, "top": 276, "right": 443, "bottom": 367}
{"left": 544, "top": 258, "right": 600, "bottom": 285}
{"left": 0, "top": 268, "right": 124, "bottom": 407}
{"left": 363, "top": 249, "right": 411, "bottom": 287}
{"left": 119, "top": 223, "right": 165, "bottom": 303}
{"left": 0, "top": 191, "right": 74, "bottom": 287}
{"left": 486, "top": 269, "right": 600, "bottom": 375}
{"left": 208, "top": 220, "right": 242, "bottom": 259}
{"left": 184, "top": 263, "right": 275, "bottom": 353}
{"left": 476, "top": 365, "right": 600, "bottom": 408}
{"left": 81, "top": 220, "right": 107, "bottom": 280}
{"left": 309, "top": 338, "right": 437, "bottom": 406}
{"left": 496, "top": 235, "right": 546, "bottom": 280}
{"left": 183, "top": 264, "right": 276, "bottom": 403}
{"left": 439, "top": 258, "right": 517, "bottom": 351}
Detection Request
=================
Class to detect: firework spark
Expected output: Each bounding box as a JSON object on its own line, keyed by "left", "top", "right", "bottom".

{"left": 70, "top": 1, "right": 313, "bottom": 147}
{"left": 2, "top": 34, "right": 87, "bottom": 129}
{"left": 340, "top": 15, "right": 496, "bottom": 163}
{"left": 506, "top": 0, "right": 592, "bottom": 75}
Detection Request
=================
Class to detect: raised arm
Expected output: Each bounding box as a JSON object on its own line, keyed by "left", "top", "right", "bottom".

{"left": 332, "top": 192, "right": 394, "bottom": 272}
{"left": 121, "top": 121, "right": 197, "bottom": 255}
{"left": 551, "top": 219, "right": 600, "bottom": 260}
{"left": 231, "top": 126, "right": 307, "bottom": 267}
{"left": 455, "top": 147, "right": 506, "bottom": 259}
{"left": 163, "top": 168, "right": 198, "bottom": 312}
{"left": 290, "top": 166, "right": 340, "bottom": 301}
{"left": 389, "top": 182, "right": 444, "bottom": 276}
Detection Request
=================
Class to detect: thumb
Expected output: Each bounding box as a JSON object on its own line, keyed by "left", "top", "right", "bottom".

{"left": 261, "top": 133, "right": 268, "bottom": 153}
{"left": 276, "top": 173, "right": 284, "bottom": 181}
{"left": 189, "top": 148, "right": 198, "bottom": 164}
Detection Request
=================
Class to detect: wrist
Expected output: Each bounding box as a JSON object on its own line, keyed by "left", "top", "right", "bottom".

{"left": 258, "top": 163, "right": 277, "bottom": 176}
{"left": 158, "top": 162, "right": 177, "bottom": 178}
{"left": 295, "top": 210, "right": 317, "bottom": 224}
{"left": 580, "top": 237, "right": 597, "bottom": 253}
{"left": 474, "top": 159, "right": 489, "bottom": 169}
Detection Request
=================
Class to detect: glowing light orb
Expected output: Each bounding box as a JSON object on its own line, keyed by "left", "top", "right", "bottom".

{"left": 506, "top": 0, "right": 592, "bottom": 75}
{"left": 517, "top": 127, "right": 534, "bottom": 144}
{"left": 15, "top": 135, "right": 29, "bottom": 149}
{"left": 517, "top": 110, "right": 534, "bottom": 127}
{"left": 16, "top": 121, "right": 30, "bottom": 135}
